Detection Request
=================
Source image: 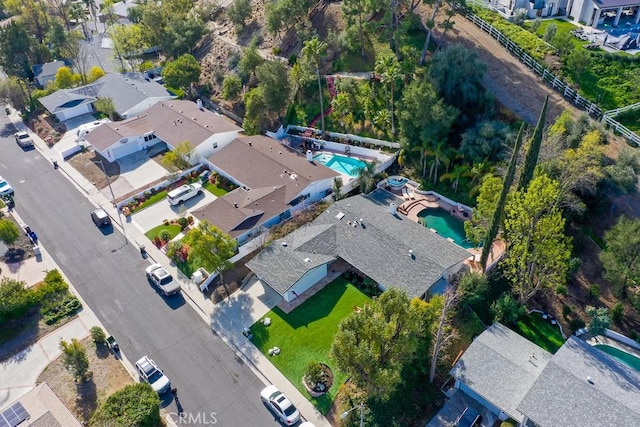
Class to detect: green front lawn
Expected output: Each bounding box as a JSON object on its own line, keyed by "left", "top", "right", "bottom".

{"left": 250, "top": 277, "right": 371, "bottom": 414}
{"left": 204, "top": 182, "right": 229, "bottom": 197}
{"left": 512, "top": 312, "right": 565, "bottom": 353}
{"left": 131, "top": 190, "right": 168, "bottom": 213}
{"left": 144, "top": 224, "right": 182, "bottom": 241}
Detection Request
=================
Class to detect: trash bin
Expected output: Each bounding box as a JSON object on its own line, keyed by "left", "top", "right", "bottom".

{"left": 199, "top": 170, "right": 211, "bottom": 184}
{"left": 33, "top": 246, "right": 41, "bottom": 256}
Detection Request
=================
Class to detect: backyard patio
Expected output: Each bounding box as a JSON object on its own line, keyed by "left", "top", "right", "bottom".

{"left": 249, "top": 276, "right": 371, "bottom": 414}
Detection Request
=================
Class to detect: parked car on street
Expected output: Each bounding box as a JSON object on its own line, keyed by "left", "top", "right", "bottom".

{"left": 14, "top": 131, "right": 34, "bottom": 148}
{"left": 145, "top": 263, "right": 181, "bottom": 296}
{"left": 167, "top": 182, "right": 203, "bottom": 206}
{"left": 260, "top": 385, "right": 300, "bottom": 426}
{"left": 0, "top": 176, "right": 14, "bottom": 197}
{"left": 135, "top": 356, "right": 171, "bottom": 394}
{"left": 90, "top": 208, "right": 111, "bottom": 227}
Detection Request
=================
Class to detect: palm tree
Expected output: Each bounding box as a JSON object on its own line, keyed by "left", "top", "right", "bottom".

{"left": 374, "top": 56, "right": 402, "bottom": 135}
{"left": 439, "top": 164, "right": 469, "bottom": 193}
{"left": 426, "top": 141, "right": 452, "bottom": 185}
{"left": 302, "top": 37, "right": 328, "bottom": 135}
{"left": 332, "top": 177, "right": 343, "bottom": 201}
{"left": 331, "top": 92, "right": 351, "bottom": 129}
{"left": 356, "top": 161, "right": 378, "bottom": 194}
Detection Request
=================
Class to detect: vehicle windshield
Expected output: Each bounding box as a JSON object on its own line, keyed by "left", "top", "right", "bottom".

{"left": 283, "top": 404, "right": 297, "bottom": 416}
{"left": 159, "top": 275, "right": 173, "bottom": 286}
{"left": 0, "top": 181, "right": 8, "bottom": 189}
{"left": 18, "top": 134, "right": 28, "bottom": 139}
{"left": 148, "top": 370, "right": 163, "bottom": 383}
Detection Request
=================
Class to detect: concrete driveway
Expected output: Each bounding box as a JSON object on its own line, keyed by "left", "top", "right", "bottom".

{"left": 101, "top": 152, "right": 168, "bottom": 201}
{"left": 131, "top": 190, "right": 217, "bottom": 232}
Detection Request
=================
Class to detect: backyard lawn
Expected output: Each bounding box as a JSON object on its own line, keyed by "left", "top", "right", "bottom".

{"left": 512, "top": 312, "right": 565, "bottom": 353}
{"left": 250, "top": 277, "right": 371, "bottom": 414}
{"left": 204, "top": 181, "right": 229, "bottom": 197}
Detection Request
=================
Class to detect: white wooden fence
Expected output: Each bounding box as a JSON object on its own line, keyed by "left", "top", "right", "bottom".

{"left": 461, "top": 8, "right": 640, "bottom": 146}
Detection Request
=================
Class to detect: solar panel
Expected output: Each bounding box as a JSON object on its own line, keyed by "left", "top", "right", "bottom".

{"left": 0, "top": 402, "right": 30, "bottom": 427}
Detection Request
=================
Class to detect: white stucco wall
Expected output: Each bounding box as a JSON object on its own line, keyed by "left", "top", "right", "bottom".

{"left": 283, "top": 264, "right": 328, "bottom": 302}
{"left": 192, "top": 130, "right": 241, "bottom": 161}
{"left": 122, "top": 95, "right": 175, "bottom": 119}
{"left": 569, "top": 0, "right": 592, "bottom": 23}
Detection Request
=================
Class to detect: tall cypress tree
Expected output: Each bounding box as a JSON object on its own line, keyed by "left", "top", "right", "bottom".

{"left": 480, "top": 123, "right": 525, "bottom": 270}
{"left": 517, "top": 95, "right": 548, "bottom": 191}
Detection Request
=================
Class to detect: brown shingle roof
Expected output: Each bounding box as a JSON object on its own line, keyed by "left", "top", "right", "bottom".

{"left": 85, "top": 100, "right": 242, "bottom": 151}
{"left": 209, "top": 136, "right": 339, "bottom": 204}
{"left": 192, "top": 185, "right": 289, "bottom": 237}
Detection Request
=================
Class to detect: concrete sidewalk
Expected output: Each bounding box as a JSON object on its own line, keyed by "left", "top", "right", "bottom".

{"left": 5, "top": 108, "right": 332, "bottom": 426}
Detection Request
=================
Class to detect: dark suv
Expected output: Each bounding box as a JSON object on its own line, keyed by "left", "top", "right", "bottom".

{"left": 91, "top": 208, "right": 111, "bottom": 227}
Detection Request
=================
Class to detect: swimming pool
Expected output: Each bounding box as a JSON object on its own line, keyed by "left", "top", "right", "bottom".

{"left": 595, "top": 344, "right": 640, "bottom": 372}
{"left": 417, "top": 208, "right": 474, "bottom": 249}
{"left": 313, "top": 153, "right": 367, "bottom": 178}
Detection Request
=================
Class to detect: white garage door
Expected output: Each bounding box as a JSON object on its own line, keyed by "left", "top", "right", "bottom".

{"left": 58, "top": 103, "right": 93, "bottom": 121}
{"left": 110, "top": 140, "right": 140, "bottom": 160}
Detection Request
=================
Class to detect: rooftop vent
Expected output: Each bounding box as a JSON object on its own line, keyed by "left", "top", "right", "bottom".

{"left": 281, "top": 242, "right": 288, "bottom": 247}
{"left": 390, "top": 203, "right": 397, "bottom": 215}
{"left": 196, "top": 99, "right": 204, "bottom": 110}
{"left": 306, "top": 150, "right": 313, "bottom": 161}
{"left": 249, "top": 141, "right": 252, "bottom": 146}
{"left": 587, "top": 376, "right": 594, "bottom": 384}
{"left": 335, "top": 212, "right": 345, "bottom": 220}
{"left": 304, "top": 257, "right": 311, "bottom": 263}
{"left": 233, "top": 202, "right": 238, "bottom": 208}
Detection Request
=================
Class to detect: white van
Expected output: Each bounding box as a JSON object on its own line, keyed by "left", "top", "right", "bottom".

{"left": 76, "top": 119, "right": 110, "bottom": 140}
{"left": 167, "top": 183, "right": 203, "bottom": 205}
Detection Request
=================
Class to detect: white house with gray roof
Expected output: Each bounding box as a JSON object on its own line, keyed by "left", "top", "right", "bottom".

{"left": 38, "top": 73, "right": 175, "bottom": 122}
{"left": 449, "top": 323, "right": 640, "bottom": 426}
{"left": 247, "top": 189, "right": 472, "bottom": 302}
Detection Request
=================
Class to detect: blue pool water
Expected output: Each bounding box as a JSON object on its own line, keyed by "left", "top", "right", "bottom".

{"left": 417, "top": 208, "right": 475, "bottom": 249}
{"left": 313, "top": 153, "right": 367, "bottom": 178}
{"left": 595, "top": 344, "right": 640, "bottom": 372}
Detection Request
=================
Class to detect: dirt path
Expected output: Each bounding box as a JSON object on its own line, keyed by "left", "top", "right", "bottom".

{"left": 432, "top": 6, "right": 578, "bottom": 124}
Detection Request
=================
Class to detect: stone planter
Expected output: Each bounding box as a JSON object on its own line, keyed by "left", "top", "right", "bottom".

{"left": 302, "top": 363, "right": 334, "bottom": 397}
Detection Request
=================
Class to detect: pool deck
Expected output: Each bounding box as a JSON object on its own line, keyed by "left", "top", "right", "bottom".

{"left": 381, "top": 179, "right": 506, "bottom": 271}
{"left": 585, "top": 334, "right": 640, "bottom": 360}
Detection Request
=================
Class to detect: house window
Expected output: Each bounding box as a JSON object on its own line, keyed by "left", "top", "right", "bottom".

{"left": 279, "top": 211, "right": 290, "bottom": 221}
{"left": 212, "top": 142, "right": 218, "bottom": 149}
{"left": 144, "top": 134, "right": 157, "bottom": 142}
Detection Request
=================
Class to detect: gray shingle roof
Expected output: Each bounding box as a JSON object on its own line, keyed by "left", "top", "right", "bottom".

{"left": 517, "top": 337, "right": 640, "bottom": 427}
{"left": 39, "top": 73, "right": 174, "bottom": 117}
{"left": 450, "top": 323, "right": 552, "bottom": 422}
{"left": 33, "top": 60, "right": 69, "bottom": 79}
{"left": 247, "top": 189, "right": 472, "bottom": 296}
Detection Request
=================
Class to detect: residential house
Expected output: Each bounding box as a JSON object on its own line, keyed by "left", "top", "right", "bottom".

{"left": 32, "top": 60, "right": 71, "bottom": 88}
{"left": 84, "top": 100, "right": 243, "bottom": 161}
{"left": 193, "top": 135, "right": 340, "bottom": 245}
{"left": 98, "top": 1, "right": 134, "bottom": 24}
{"left": 246, "top": 189, "right": 472, "bottom": 302}
{"left": 38, "top": 72, "right": 175, "bottom": 122}
{"left": 0, "top": 382, "right": 83, "bottom": 426}
{"left": 449, "top": 323, "right": 640, "bottom": 426}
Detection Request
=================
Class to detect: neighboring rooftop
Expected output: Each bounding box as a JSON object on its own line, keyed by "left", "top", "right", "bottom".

{"left": 450, "top": 323, "right": 553, "bottom": 423}
{"left": 85, "top": 100, "right": 243, "bottom": 151}
{"left": 0, "top": 382, "right": 82, "bottom": 427}
{"left": 209, "top": 136, "right": 339, "bottom": 204}
{"left": 517, "top": 336, "right": 640, "bottom": 427}
{"left": 247, "top": 189, "right": 472, "bottom": 297}
{"left": 32, "top": 60, "right": 70, "bottom": 81}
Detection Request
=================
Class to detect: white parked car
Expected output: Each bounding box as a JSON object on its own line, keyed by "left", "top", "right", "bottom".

{"left": 14, "top": 131, "right": 34, "bottom": 148}
{"left": 260, "top": 385, "right": 300, "bottom": 426}
{"left": 167, "top": 182, "right": 203, "bottom": 206}
{"left": 135, "top": 356, "right": 171, "bottom": 394}
{"left": 76, "top": 119, "right": 110, "bottom": 140}
{"left": 0, "top": 176, "right": 14, "bottom": 197}
{"left": 145, "top": 263, "right": 181, "bottom": 296}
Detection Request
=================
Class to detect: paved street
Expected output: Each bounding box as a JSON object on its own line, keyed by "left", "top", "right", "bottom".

{"left": 0, "top": 115, "right": 277, "bottom": 425}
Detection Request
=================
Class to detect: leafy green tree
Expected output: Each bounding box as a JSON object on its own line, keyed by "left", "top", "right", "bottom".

{"left": 330, "top": 288, "right": 422, "bottom": 398}
{"left": 491, "top": 293, "right": 524, "bottom": 324}
{"left": 94, "top": 97, "right": 115, "bottom": 120}
{"left": 6, "top": 0, "right": 49, "bottom": 43}
{"left": 302, "top": 36, "right": 328, "bottom": 134}
{"left": 552, "top": 32, "right": 574, "bottom": 57}
{"left": 222, "top": 75, "right": 242, "bottom": 100}
{"left": 565, "top": 48, "right": 591, "bottom": 84}
{"left": 518, "top": 95, "right": 548, "bottom": 191}
{"left": 44, "top": 20, "right": 69, "bottom": 59}
{"left": 110, "top": 24, "right": 149, "bottom": 70}
{"left": 342, "top": 0, "right": 384, "bottom": 57}
{"left": 160, "top": 15, "right": 207, "bottom": 58}
{"left": 0, "top": 219, "right": 20, "bottom": 249}
{"left": 356, "top": 161, "right": 377, "bottom": 194}
{"left": 479, "top": 124, "right": 525, "bottom": 270}
{"left": 464, "top": 175, "right": 503, "bottom": 245}
{"left": 256, "top": 60, "right": 291, "bottom": 114}
{"left": 86, "top": 66, "right": 106, "bottom": 83}
{"left": 457, "top": 272, "right": 489, "bottom": 307}
{"left": 242, "top": 87, "right": 268, "bottom": 135}
{"left": 0, "top": 76, "right": 30, "bottom": 111}
{"left": 429, "top": 286, "right": 458, "bottom": 382}
{"left": 227, "top": 0, "right": 252, "bottom": 29}
{"left": 543, "top": 23, "right": 557, "bottom": 42}
{"left": 585, "top": 306, "right": 610, "bottom": 336}
{"left": 54, "top": 67, "right": 80, "bottom": 89}
{"left": 600, "top": 216, "right": 640, "bottom": 296}
{"left": 429, "top": 44, "right": 488, "bottom": 115}
{"left": 0, "top": 278, "right": 32, "bottom": 324}
{"left": 460, "top": 120, "right": 512, "bottom": 163}
{"left": 265, "top": 0, "right": 314, "bottom": 36}
{"left": 0, "top": 22, "right": 33, "bottom": 78}
{"left": 181, "top": 221, "right": 237, "bottom": 280}
{"left": 162, "top": 141, "right": 193, "bottom": 170}
{"left": 439, "top": 164, "right": 469, "bottom": 193}
{"left": 90, "top": 383, "right": 160, "bottom": 426}
{"left": 503, "top": 174, "right": 571, "bottom": 303}
{"left": 238, "top": 38, "right": 264, "bottom": 82}
{"left": 605, "top": 146, "right": 640, "bottom": 193}
{"left": 59, "top": 338, "right": 89, "bottom": 380}
{"left": 99, "top": 0, "right": 118, "bottom": 29}
{"left": 332, "top": 176, "right": 343, "bottom": 201}
{"left": 374, "top": 55, "right": 402, "bottom": 135}
{"left": 90, "top": 326, "right": 106, "bottom": 344}
{"left": 162, "top": 54, "right": 201, "bottom": 91}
